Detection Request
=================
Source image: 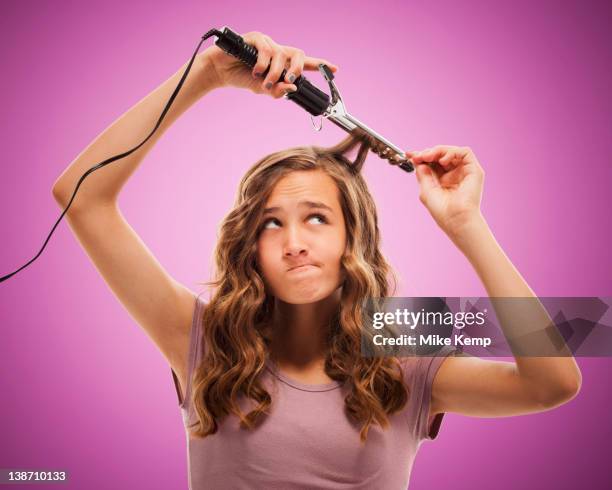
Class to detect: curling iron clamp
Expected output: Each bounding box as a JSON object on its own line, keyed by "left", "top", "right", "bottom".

{"left": 0, "top": 26, "right": 412, "bottom": 283}
{"left": 214, "top": 26, "right": 414, "bottom": 173}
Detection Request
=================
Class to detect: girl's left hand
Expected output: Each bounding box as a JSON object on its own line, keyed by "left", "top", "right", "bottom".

{"left": 406, "top": 145, "right": 485, "bottom": 237}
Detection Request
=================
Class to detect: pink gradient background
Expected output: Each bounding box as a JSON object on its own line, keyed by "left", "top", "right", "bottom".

{"left": 1, "top": 0, "right": 610, "bottom": 488}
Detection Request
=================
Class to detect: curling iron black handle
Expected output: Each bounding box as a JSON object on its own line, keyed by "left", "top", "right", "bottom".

{"left": 214, "top": 27, "right": 330, "bottom": 117}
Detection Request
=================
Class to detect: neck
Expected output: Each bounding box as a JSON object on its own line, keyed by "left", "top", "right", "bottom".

{"left": 269, "top": 287, "right": 341, "bottom": 368}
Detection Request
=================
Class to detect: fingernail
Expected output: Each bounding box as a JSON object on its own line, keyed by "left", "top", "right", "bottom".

{"left": 288, "top": 73, "right": 295, "bottom": 83}
{"left": 265, "top": 81, "right": 273, "bottom": 90}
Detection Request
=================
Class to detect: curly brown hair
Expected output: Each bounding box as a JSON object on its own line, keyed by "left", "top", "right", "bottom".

{"left": 190, "top": 130, "right": 410, "bottom": 444}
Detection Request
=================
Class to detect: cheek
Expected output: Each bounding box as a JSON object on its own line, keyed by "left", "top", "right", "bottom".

{"left": 336, "top": 235, "right": 347, "bottom": 278}
{"left": 332, "top": 232, "right": 347, "bottom": 264}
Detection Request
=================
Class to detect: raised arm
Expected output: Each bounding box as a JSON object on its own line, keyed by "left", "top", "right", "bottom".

{"left": 405, "top": 145, "right": 581, "bottom": 419}
{"left": 51, "top": 50, "right": 221, "bottom": 395}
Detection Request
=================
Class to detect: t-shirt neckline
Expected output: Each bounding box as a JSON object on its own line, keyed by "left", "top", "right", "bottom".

{"left": 264, "top": 358, "right": 344, "bottom": 392}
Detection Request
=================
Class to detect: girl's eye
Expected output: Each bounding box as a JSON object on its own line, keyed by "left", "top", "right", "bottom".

{"left": 309, "top": 214, "right": 328, "bottom": 225}
{"left": 261, "top": 214, "right": 328, "bottom": 230}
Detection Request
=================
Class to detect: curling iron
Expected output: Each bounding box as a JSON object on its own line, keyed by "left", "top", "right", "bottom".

{"left": 0, "top": 26, "right": 413, "bottom": 283}
{"left": 215, "top": 26, "right": 414, "bottom": 172}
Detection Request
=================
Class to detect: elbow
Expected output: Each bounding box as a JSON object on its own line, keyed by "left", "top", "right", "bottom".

{"left": 538, "top": 374, "right": 582, "bottom": 409}
{"left": 52, "top": 179, "right": 116, "bottom": 211}
{"left": 52, "top": 181, "right": 67, "bottom": 207}
{"left": 52, "top": 180, "right": 80, "bottom": 211}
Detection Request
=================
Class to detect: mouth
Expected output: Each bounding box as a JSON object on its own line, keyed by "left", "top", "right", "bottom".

{"left": 288, "top": 264, "right": 318, "bottom": 272}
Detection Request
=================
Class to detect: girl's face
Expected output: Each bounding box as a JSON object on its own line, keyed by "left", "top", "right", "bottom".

{"left": 256, "top": 169, "right": 347, "bottom": 304}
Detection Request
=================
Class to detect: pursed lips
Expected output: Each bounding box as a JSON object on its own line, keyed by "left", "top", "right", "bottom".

{"left": 287, "top": 263, "right": 317, "bottom": 271}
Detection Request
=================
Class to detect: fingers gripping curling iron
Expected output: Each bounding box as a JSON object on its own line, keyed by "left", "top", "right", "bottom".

{"left": 0, "top": 26, "right": 413, "bottom": 283}
{"left": 214, "top": 26, "right": 414, "bottom": 173}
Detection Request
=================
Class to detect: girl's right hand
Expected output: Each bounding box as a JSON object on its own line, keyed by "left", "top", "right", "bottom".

{"left": 202, "top": 31, "right": 339, "bottom": 99}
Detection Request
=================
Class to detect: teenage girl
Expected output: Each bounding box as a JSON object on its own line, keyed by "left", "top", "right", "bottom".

{"left": 51, "top": 31, "right": 581, "bottom": 489}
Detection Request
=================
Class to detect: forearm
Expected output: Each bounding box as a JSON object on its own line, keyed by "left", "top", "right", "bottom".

{"left": 449, "top": 215, "right": 582, "bottom": 401}
{"left": 52, "top": 51, "right": 219, "bottom": 209}
{"left": 448, "top": 214, "right": 534, "bottom": 297}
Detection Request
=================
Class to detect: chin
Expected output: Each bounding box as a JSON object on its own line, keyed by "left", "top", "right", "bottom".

{"left": 273, "top": 280, "right": 342, "bottom": 305}
{"left": 278, "top": 289, "right": 327, "bottom": 305}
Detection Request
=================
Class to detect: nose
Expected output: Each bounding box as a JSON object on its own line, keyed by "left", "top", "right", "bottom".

{"left": 283, "top": 222, "right": 309, "bottom": 257}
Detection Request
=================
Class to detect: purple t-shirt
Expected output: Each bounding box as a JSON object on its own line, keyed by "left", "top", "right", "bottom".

{"left": 171, "top": 294, "right": 456, "bottom": 490}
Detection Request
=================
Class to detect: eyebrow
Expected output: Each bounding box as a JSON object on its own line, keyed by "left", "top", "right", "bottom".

{"left": 262, "top": 200, "right": 334, "bottom": 216}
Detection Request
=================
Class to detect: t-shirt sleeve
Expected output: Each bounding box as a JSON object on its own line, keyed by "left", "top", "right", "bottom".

{"left": 171, "top": 293, "right": 207, "bottom": 411}
{"left": 401, "top": 345, "right": 457, "bottom": 442}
